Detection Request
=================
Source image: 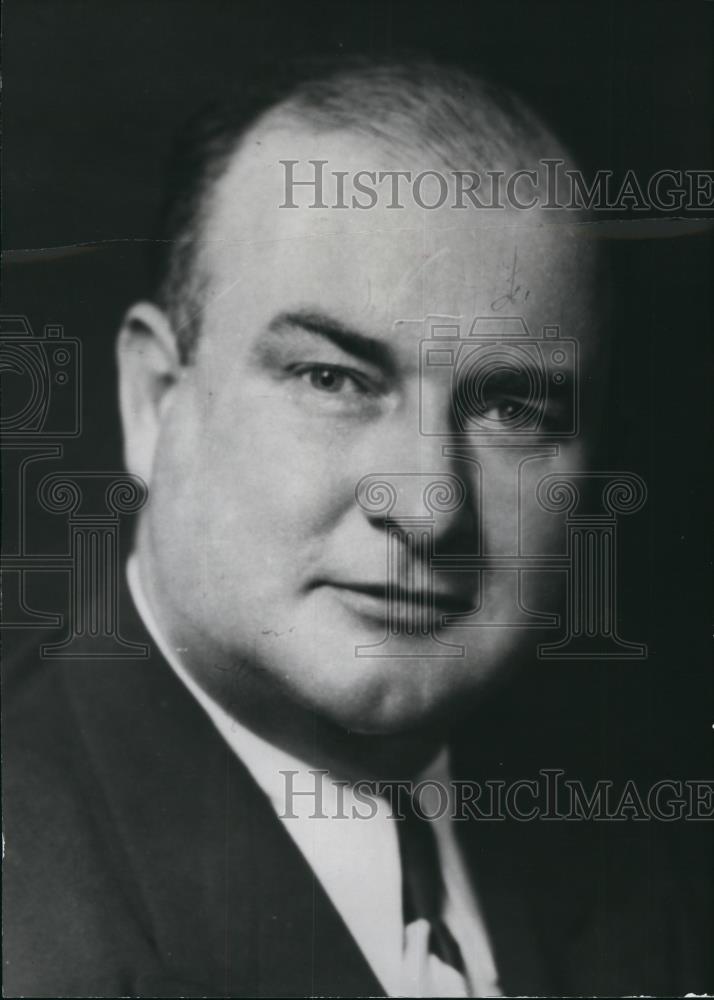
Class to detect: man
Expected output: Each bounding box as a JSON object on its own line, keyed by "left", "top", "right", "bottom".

{"left": 3, "top": 57, "right": 709, "bottom": 997}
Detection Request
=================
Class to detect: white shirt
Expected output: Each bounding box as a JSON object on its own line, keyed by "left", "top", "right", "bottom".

{"left": 128, "top": 557, "right": 501, "bottom": 998}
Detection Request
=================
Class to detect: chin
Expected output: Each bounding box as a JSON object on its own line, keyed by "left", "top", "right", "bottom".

{"left": 247, "top": 615, "right": 506, "bottom": 735}
{"left": 291, "top": 649, "right": 482, "bottom": 737}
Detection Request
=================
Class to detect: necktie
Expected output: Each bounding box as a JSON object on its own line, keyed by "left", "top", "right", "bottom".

{"left": 396, "top": 807, "right": 467, "bottom": 977}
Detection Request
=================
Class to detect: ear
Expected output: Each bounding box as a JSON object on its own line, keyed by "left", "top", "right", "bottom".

{"left": 116, "top": 302, "right": 182, "bottom": 484}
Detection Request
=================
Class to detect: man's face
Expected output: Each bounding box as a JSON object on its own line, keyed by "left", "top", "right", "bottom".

{"left": 138, "top": 124, "right": 600, "bottom": 735}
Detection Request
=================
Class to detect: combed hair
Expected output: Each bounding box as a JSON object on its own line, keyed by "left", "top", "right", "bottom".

{"left": 152, "top": 55, "right": 571, "bottom": 362}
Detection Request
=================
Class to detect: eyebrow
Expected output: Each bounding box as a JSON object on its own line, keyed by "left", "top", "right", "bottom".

{"left": 267, "top": 310, "right": 396, "bottom": 373}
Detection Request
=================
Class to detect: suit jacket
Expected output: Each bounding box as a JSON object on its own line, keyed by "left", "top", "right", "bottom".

{"left": 3, "top": 583, "right": 711, "bottom": 997}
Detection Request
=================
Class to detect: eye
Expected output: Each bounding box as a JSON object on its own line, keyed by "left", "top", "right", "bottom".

{"left": 283, "top": 361, "right": 386, "bottom": 419}
{"left": 292, "top": 363, "right": 371, "bottom": 397}
{"left": 483, "top": 396, "right": 541, "bottom": 423}
{"left": 453, "top": 361, "right": 547, "bottom": 431}
{"left": 307, "top": 366, "right": 349, "bottom": 393}
{"left": 484, "top": 398, "right": 519, "bottom": 420}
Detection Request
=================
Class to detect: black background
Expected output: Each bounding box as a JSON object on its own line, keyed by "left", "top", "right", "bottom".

{"left": 2, "top": 1, "right": 712, "bottom": 793}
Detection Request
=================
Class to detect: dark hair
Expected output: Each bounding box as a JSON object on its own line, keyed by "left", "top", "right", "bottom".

{"left": 151, "top": 54, "right": 570, "bottom": 362}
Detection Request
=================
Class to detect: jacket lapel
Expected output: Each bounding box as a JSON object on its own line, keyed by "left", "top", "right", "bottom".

{"left": 61, "top": 583, "right": 384, "bottom": 997}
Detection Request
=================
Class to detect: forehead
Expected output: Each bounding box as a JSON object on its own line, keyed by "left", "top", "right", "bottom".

{"left": 198, "top": 123, "right": 600, "bottom": 349}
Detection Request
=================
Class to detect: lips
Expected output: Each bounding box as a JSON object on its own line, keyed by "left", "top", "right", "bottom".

{"left": 317, "top": 580, "right": 475, "bottom": 625}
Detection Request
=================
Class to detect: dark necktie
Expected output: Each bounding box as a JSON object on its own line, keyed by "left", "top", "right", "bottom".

{"left": 396, "top": 808, "right": 467, "bottom": 976}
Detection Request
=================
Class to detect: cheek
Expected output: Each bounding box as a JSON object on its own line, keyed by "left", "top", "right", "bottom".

{"left": 480, "top": 445, "right": 586, "bottom": 554}
{"left": 181, "top": 386, "right": 356, "bottom": 550}
{"left": 148, "top": 402, "right": 207, "bottom": 542}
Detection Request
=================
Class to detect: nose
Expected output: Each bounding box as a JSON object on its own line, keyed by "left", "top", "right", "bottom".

{"left": 355, "top": 403, "right": 479, "bottom": 555}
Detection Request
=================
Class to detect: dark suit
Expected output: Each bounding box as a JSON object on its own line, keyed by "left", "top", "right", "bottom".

{"left": 2, "top": 584, "right": 711, "bottom": 997}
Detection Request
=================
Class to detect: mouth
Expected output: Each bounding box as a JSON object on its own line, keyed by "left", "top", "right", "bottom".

{"left": 318, "top": 581, "right": 475, "bottom": 626}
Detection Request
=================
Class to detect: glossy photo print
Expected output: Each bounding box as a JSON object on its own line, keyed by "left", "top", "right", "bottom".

{"left": 1, "top": 2, "right": 712, "bottom": 997}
